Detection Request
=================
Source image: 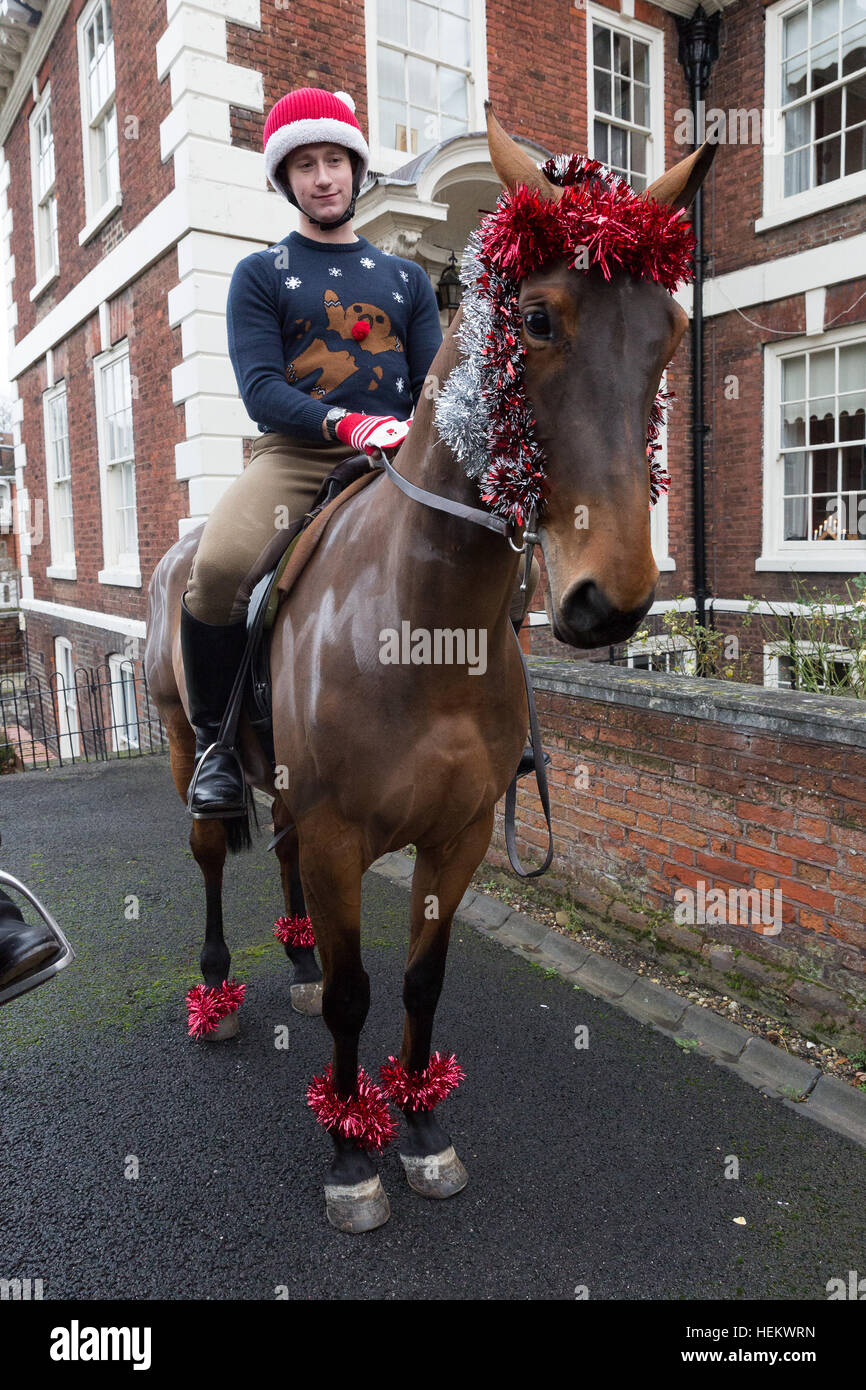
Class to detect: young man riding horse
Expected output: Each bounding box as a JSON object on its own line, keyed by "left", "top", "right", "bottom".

{"left": 180, "top": 87, "right": 538, "bottom": 821}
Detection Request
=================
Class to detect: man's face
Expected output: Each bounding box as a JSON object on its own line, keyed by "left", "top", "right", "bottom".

{"left": 284, "top": 143, "right": 354, "bottom": 221}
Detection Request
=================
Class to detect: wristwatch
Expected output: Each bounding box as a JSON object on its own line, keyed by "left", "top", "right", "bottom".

{"left": 324, "top": 406, "right": 349, "bottom": 441}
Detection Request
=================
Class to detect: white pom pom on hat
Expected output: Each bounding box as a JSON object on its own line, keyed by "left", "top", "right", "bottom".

{"left": 333, "top": 91, "right": 356, "bottom": 113}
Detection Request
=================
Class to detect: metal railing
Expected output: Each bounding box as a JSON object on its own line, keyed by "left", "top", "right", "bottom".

{"left": 0, "top": 659, "right": 166, "bottom": 773}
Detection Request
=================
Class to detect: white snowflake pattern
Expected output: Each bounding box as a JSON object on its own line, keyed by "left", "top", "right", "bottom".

{"left": 328, "top": 266, "right": 343, "bottom": 277}
{"left": 399, "top": 270, "right": 409, "bottom": 282}
{"left": 392, "top": 291, "right": 404, "bottom": 303}
{"left": 285, "top": 276, "right": 302, "bottom": 290}
{"left": 360, "top": 256, "right": 376, "bottom": 269}
{"left": 395, "top": 377, "right": 405, "bottom": 394}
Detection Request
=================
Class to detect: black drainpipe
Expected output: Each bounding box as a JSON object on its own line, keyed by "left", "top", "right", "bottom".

{"left": 675, "top": 5, "right": 720, "bottom": 631}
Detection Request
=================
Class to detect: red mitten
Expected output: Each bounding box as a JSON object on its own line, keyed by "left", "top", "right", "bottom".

{"left": 335, "top": 413, "right": 410, "bottom": 455}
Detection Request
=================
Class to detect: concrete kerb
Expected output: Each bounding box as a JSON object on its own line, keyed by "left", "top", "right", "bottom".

{"left": 367, "top": 849, "right": 866, "bottom": 1152}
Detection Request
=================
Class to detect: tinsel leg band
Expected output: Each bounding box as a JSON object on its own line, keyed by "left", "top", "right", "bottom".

{"left": 379, "top": 1052, "right": 465, "bottom": 1111}
{"left": 273, "top": 913, "right": 316, "bottom": 948}
{"left": 307, "top": 1064, "right": 397, "bottom": 1151}
{"left": 185, "top": 979, "right": 246, "bottom": 1038}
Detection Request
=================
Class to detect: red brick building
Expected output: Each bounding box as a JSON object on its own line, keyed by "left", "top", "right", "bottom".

{"left": 0, "top": 0, "right": 863, "bottom": 706}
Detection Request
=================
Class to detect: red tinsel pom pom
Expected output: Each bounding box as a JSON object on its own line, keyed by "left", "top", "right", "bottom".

{"left": 379, "top": 1052, "right": 465, "bottom": 1111}
{"left": 273, "top": 914, "right": 316, "bottom": 948}
{"left": 307, "top": 1064, "right": 397, "bottom": 1151}
{"left": 185, "top": 979, "right": 246, "bottom": 1038}
{"left": 351, "top": 320, "right": 371, "bottom": 340}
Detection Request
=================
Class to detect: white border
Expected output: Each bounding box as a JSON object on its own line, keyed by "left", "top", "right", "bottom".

{"left": 759, "top": 318, "right": 866, "bottom": 571}
{"left": 41, "top": 379, "right": 76, "bottom": 577}
{"left": 585, "top": 2, "right": 665, "bottom": 188}
{"left": 365, "top": 0, "right": 489, "bottom": 175}
{"left": 93, "top": 338, "right": 141, "bottom": 586}
{"left": 76, "top": 0, "right": 121, "bottom": 240}
{"left": 28, "top": 82, "right": 58, "bottom": 293}
{"left": 759, "top": 0, "right": 866, "bottom": 232}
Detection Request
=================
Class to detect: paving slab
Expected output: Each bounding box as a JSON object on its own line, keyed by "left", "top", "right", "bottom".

{"left": 802, "top": 1073, "right": 866, "bottom": 1147}
{"left": 727, "top": 1036, "right": 820, "bottom": 1099}
{"left": 671, "top": 1004, "right": 750, "bottom": 1063}
{"left": 619, "top": 978, "right": 690, "bottom": 1029}
{"left": 496, "top": 911, "right": 551, "bottom": 951}
{"left": 459, "top": 894, "right": 513, "bottom": 931}
{"left": 573, "top": 953, "right": 636, "bottom": 1000}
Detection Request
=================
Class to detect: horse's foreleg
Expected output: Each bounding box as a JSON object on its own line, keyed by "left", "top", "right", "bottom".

{"left": 299, "top": 822, "right": 391, "bottom": 1233}
{"left": 271, "top": 798, "right": 322, "bottom": 1016}
{"left": 385, "top": 811, "right": 494, "bottom": 1199}
{"left": 165, "top": 704, "right": 240, "bottom": 1042}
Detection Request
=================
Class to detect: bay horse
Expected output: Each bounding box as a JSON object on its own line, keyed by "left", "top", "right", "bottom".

{"left": 145, "top": 106, "right": 715, "bottom": 1232}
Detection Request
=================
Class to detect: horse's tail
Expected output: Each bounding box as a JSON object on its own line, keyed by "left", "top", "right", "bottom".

{"left": 221, "top": 784, "right": 259, "bottom": 855}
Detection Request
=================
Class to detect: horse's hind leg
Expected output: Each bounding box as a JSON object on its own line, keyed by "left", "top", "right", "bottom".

{"left": 299, "top": 817, "right": 391, "bottom": 1234}
{"left": 166, "top": 704, "right": 239, "bottom": 1042}
{"left": 386, "top": 812, "right": 494, "bottom": 1199}
{"left": 271, "top": 797, "right": 322, "bottom": 1016}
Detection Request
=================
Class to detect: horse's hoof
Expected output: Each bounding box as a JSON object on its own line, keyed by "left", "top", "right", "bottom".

{"left": 324, "top": 1174, "right": 390, "bottom": 1233}
{"left": 202, "top": 1012, "right": 240, "bottom": 1042}
{"left": 291, "top": 981, "right": 323, "bottom": 1016}
{"left": 400, "top": 1145, "right": 468, "bottom": 1199}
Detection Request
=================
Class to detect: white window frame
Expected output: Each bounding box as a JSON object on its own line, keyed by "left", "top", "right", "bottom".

{"left": 758, "top": 320, "right": 866, "bottom": 572}
{"left": 763, "top": 637, "right": 862, "bottom": 692}
{"left": 108, "top": 652, "right": 140, "bottom": 750}
{"left": 42, "top": 381, "right": 76, "bottom": 580}
{"left": 759, "top": 0, "right": 866, "bottom": 232}
{"left": 586, "top": 3, "right": 665, "bottom": 191}
{"left": 94, "top": 340, "right": 140, "bottom": 586}
{"left": 365, "top": 0, "right": 489, "bottom": 174}
{"left": 54, "top": 636, "right": 80, "bottom": 759}
{"left": 626, "top": 633, "right": 697, "bottom": 676}
{"left": 76, "top": 0, "right": 122, "bottom": 245}
{"left": 28, "top": 83, "right": 59, "bottom": 300}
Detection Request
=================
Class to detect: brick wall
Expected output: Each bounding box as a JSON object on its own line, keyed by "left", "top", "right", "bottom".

{"left": 489, "top": 659, "right": 866, "bottom": 1048}
{"left": 7, "top": 0, "right": 174, "bottom": 345}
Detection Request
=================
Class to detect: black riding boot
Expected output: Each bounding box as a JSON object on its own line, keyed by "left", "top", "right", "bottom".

{"left": 0, "top": 889, "right": 61, "bottom": 989}
{"left": 180, "top": 595, "right": 248, "bottom": 818}
{"left": 511, "top": 617, "right": 551, "bottom": 780}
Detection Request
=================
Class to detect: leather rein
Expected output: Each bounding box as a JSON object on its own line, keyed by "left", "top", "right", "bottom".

{"left": 381, "top": 452, "right": 554, "bottom": 879}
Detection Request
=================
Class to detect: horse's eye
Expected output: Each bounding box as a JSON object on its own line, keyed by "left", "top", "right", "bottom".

{"left": 523, "top": 309, "right": 552, "bottom": 339}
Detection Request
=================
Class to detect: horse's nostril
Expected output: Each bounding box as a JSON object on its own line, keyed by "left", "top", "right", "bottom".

{"left": 564, "top": 580, "right": 614, "bottom": 632}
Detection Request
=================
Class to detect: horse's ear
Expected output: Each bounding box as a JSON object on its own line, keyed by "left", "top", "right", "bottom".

{"left": 485, "top": 101, "right": 563, "bottom": 202}
{"left": 643, "top": 139, "right": 716, "bottom": 212}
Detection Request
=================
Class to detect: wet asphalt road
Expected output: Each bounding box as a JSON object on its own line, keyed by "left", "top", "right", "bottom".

{"left": 0, "top": 754, "right": 864, "bottom": 1302}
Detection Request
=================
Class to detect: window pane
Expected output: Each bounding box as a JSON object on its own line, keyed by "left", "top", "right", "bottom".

{"left": 378, "top": 0, "right": 408, "bottom": 45}
{"left": 810, "top": 403, "right": 836, "bottom": 443}
{"left": 593, "top": 23, "right": 611, "bottom": 69}
{"left": 409, "top": 0, "right": 437, "bottom": 53}
{"left": 842, "top": 443, "right": 866, "bottom": 486}
{"left": 408, "top": 55, "right": 437, "bottom": 109}
{"left": 811, "top": 35, "right": 840, "bottom": 90}
{"left": 784, "top": 6, "right": 809, "bottom": 56}
{"left": 440, "top": 114, "right": 467, "bottom": 142}
{"left": 610, "top": 125, "right": 627, "bottom": 169}
{"left": 784, "top": 53, "right": 809, "bottom": 101}
{"left": 614, "top": 75, "right": 630, "bottom": 120}
{"left": 815, "top": 86, "right": 843, "bottom": 133}
{"left": 613, "top": 31, "right": 630, "bottom": 76}
{"left": 440, "top": 11, "right": 470, "bottom": 66}
{"left": 380, "top": 96, "right": 407, "bottom": 150}
{"left": 439, "top": 66, "right": 468, "bottom": 119}
{"left": 633, "top": 83, "right": 649, "bottom": 127}
{"left": 839, "top": 341, "right": 865, "bottom": 390}
{"left": 593, "top": 120, "right": 609, "bottom": 163}
{"left": 840, "top": 394, "right": 866, "bottom": 438}
{"left": 782, "top": 355, "right": 806, "bottom": 399}
{"left": 844, "top": 119, "right": 866, "bottom": 170}
{"left": 815, "top": 132, "right": 842, "bottom": 180}
{"left": 594, "top": 69, "right": 611, "bottom": 114}
{"left": 782, "top": 401, "right": 806, "bottom": 445}
{"left": 785, "top": 496, "right": 810, "bottom": 538}
{"left": 378, "top": 44, "right": 403, "bottom": 101}
{"left": 631, "top": 132, "right": 647, "bottom": 174}
{"left": 410, "top": 107, "right": 436, "bottom": 153}
{"left": 812, "top": 450, "right": 836, "bottom": 491}
{"left": 813, "top": 0, "right": 840, "bottom": 41}
{"left": 847, "top": 73, "right": 866, "bottom": 124}
{"left": 785, "top": 452, "right": 809, "bottom": 493}
{"left": 633, "top": 41, "right": 649, "bottom": 83}
{"left": 785, "top": 144, "right": 811, "bottom": 194}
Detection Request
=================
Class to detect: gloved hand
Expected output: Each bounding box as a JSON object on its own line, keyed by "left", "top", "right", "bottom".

{"left": 335, "top": 413, "right": 411, "bottom": 455}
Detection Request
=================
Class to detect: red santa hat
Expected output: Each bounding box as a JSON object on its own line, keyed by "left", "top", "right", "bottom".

{"left": 263, "top": 88, "right": 370, "bottom": 202}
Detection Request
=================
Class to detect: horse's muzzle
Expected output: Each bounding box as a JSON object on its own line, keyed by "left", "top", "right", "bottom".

{"left": 553, "top": 579, "right": 655, "bottom": 649}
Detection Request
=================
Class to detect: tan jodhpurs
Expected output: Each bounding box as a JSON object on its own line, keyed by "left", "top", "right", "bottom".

{"left": 184, "top": 430, "right": 540, "bottom": 627}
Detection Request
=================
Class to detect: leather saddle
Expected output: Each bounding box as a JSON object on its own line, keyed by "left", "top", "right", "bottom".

{"left": 235, "top": 451, "right": 380, "bottom": 768}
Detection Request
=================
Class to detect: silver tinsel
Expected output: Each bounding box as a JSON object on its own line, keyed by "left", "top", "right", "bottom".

{"left": 434, "top": 229, "right": 496, "bottom": 480}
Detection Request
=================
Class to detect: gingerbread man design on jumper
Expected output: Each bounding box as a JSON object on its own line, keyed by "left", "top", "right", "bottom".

{"left": 286, "top": 289, "right": 404, "bottom": 398}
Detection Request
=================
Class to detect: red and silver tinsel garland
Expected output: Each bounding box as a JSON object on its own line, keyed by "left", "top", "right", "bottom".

{"left": 307, "top": 1064, "right": 397, "bottom": 1151}
{"left": 434, "top": 153, "right": 692, "bottom": 525}
{"left": 273, "top": 913, "right": 316, "bottom": 948}
{"left": 185, "top": 979, "right": 246, "bottom": 1038}
{"left": 379, "top": 1052, "right": 465, "bottom": 1111}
